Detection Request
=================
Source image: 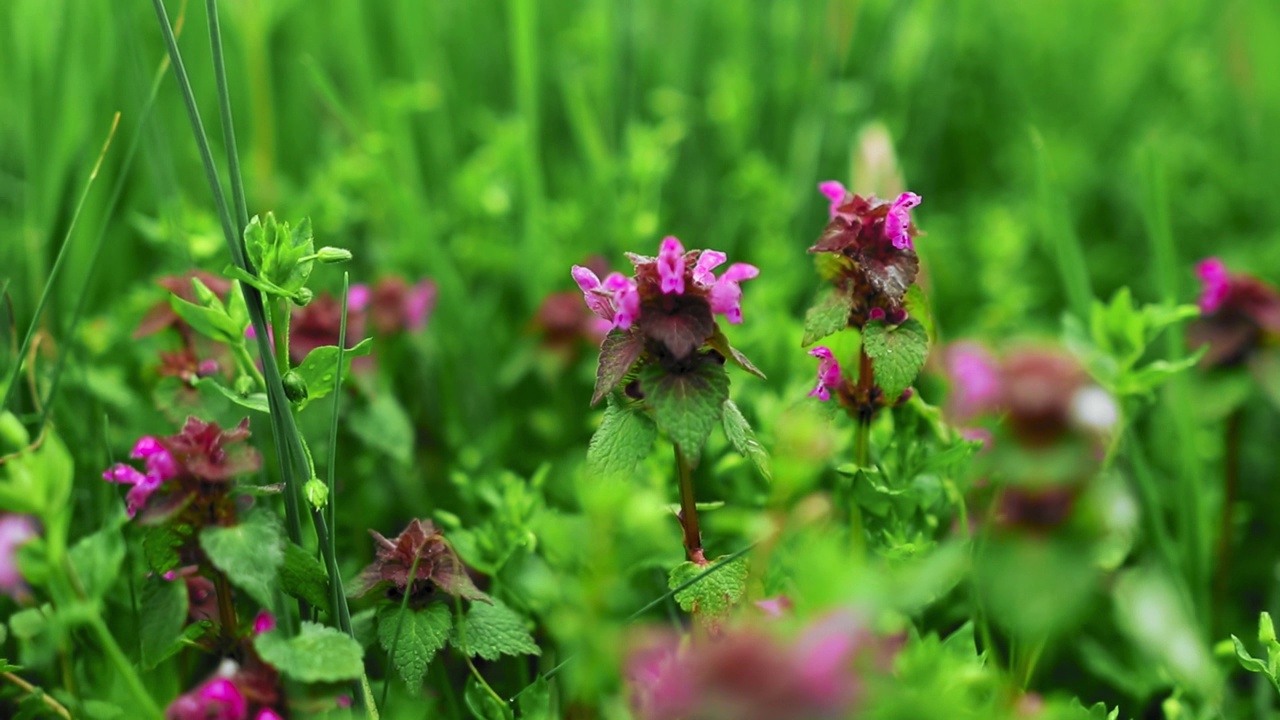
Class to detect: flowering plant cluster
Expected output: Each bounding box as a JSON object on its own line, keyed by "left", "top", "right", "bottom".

{"left": 1189, "top": 257, "right": 1280, "bottom": 368}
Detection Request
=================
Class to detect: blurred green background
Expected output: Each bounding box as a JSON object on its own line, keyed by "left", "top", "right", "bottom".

{"left": 4, "top": 0, "right": 1280, "bottom": 537}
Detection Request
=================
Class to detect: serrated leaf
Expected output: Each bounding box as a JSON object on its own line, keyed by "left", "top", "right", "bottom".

{"left": 377, "top": 604, "right": 451, "bottom": 691}
{"left": 142, "top": 524, "right": 190, "bottom": 575}
{"left": 802, "top": 289, "right": 854, "bottom": 346}
{"left": 68, "top": 519, "right": 125, "bottom": 600}
{"left": 707, "top": 326, "right": 765, "bottom": 379}
{"left": 591, "top": 330, "right": 644, "bottom": 406}
{"left": 195, "top": 377, "right": 270, "bottom": 414}
{"left": 862, "top": 318, "right": 929, "bottom": 401}
{"left": 667, "top": 555, "right": 748, "bottom": 618}
{"left": 453, "top": 600, "right": 541, "bottom": 661}
{"left": 516, "top": 676, "right": 552, "bottom": 720}
{"left": 139, "top": 576, "right": 187, "bottom": 669}
{"left": 199, "top": 510, "right": 285, "bottom": 609}
{"left": 640, "top": 359, "right": 729, "bottom": 461}
{"left": 721, "top": 400, "right": 771, "bottom": 482}
{"left": 280, "top": 542, "right": 331, "bottom": 615}
{"left": 293, "top": 338, "right": 374, "bottom": 409}
{"left": 255, "top": 621, "right": 365, "bottom": 683}
{"left": 586, "top": 396, "right": 657, "bottom": 479}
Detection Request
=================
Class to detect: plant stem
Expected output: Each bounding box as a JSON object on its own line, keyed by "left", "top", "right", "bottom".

{"left": 274, "top": 298, "right": 292, "bottom": 373}
{"left": 232, "top": 342, "right": 266, "bottom": 390}
{"left": 675, "top": 445, "right": 705, "bottom": 564}
{"left": 88, "top": 616, "right": 163, "bottom": 719}
{"left": 213, "top": 569, "right": 240, "bottom": 647}
{"left": 2, "top": 672, "right": 72, "bottom": 719}
{"left": 1214, "top": 409, "right": 1243, "bottom": 632}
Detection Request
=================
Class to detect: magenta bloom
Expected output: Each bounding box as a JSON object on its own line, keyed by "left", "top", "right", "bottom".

{"left": 692, "top": 250, "right": 727, "bottom": 286}
{"left": 657, "top": 236, "right": 687, "bottom": 295}
{"left": 166, "top": 675, "right": 247, "bottom": 720}
{"left": 102, "top": 436, "right": 180, "bottom": 518}
{"left": 404, "top": 280, "right": 438, "bottom": 331}
{"left": 945, "top": 342, "right": 1002, "bottom": 422}
{"left": 574, "top": 266, "right": 643, "bottom": 331}
{"left": 883, "top": 192, "right": 922, "bottom": 250}
{"left": 819, "top": 181, "right": 848, "bottom": 219}
{"left": 808, "top": 347, "right": 842, "bottom": 401}
{"left": 0, "top": 514, "right": 38, "bottom": 599}
{"left": 347, "top": 283, "right": 372, "bottom": 313}
{"left": 254, "top": 710, "right": 283, "bottom": 720}
{"left": 252, "top": 610, "right": 277, "bottom": 635}
{"left": 1196, "top": 258, "right": 1231, "bottom": 314}
{"left": 708, "top": 263, "right": 760, "bottom": 325}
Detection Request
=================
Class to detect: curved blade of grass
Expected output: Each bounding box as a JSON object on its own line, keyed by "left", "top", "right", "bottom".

{"left": 506, "top": 541, "right": 758, "bottom": 703}
{"left": 1, "top": 113, "right": 120, "bottom": 416}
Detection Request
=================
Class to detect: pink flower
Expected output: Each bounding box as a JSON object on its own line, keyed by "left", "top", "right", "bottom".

{"left": 404, "top": 280, "right": 438, "bottom": 331}
{"left": 883, "top": 192, "right": 921, "bottom": 250}
{"left": 657, "top": 237, "right": 687, "bottom": 295}
{"left": 254, "top": 710, "right": 283, "bottom": 720}
{"left": 166, "top": 675, "right": 247, "bottom": 720}
{"left": 819, "top": 181, "right": 848, "bottom": 219}
{"left": 1196, "top": 258, "right": 1231, "bottom": 314}
{"left": 347, "top": 283, "right": 372, "bottom": 313}
{"left": 945, "top": 342, "right": 1001, "bottom": 422}
{"left": 133, "top": 436, "right": 179, "bottom": 480}
{"left": 102, "top": 464, "right": 167, "bottom": 519}
{"left": 754, "top": 595, "right": 793, "bottom": 618}
{"left": 252, "top": 610, "right": 276, "bottom": 635}
{"left": 692, "top": 250, "right": 727, "bottom": 287}
{"left": 708, "top": 264, "right": 759, "bottom": 324}
{"left": 572, "top": 266, "right": 615, "bottom": 321}
{"left": 808, "top": 347, "right": 842, "bottom": 401}
{"left": 0, "top": 514, "right": 38, "bottom": 599}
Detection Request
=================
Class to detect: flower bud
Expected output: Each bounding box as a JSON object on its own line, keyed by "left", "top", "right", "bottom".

{"left": 191, "top": 277, "right": 221, "bottom": 308}
{"left": 304, "top": 477, "right": 329, "bottom": 509}
{"left": 1261, "top": 612, "right": 1276, "bottom": 645}
{"left": 282, "top": 371, "right": 308, "bottom": 403}
{"left": 292, "top": 287, "right": 315, "bottom": 307}
{"left": 316, "top": 246, "right": 353, "bottom": 264}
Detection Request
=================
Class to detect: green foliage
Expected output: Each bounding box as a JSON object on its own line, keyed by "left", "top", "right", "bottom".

{"left": 377, "top": 604, "right": 452, "bottom": 690}
{"left": 668, "top": 555, "right": 748, "bottom": 618}
{"left": 640, "top": 358, "right": 730, "bottom": 461}
{"left": 585, "top": 395, "right": 657, "bottom": 480}
{"left": 1230, "top": 612, "right": 1280, "bottom": 695}
{"left": 863, "top": 318, "right": 930, "bottom": 401}
{"left": 199, "top": 510, "right": 286, "bottom": 609}
{"left": 802, "top": 289, "right": 854, "bottom": 347}
{"left": 138, "top": 575, "right": 187, "bottom": 669}
{"left": 591, "top": 330, "right": 644, "bottom": 406}
{"left": 254, "top": 622, "right": 365, "bottom": 683}
{"left": 168, "top": 279, "right": 250, "bottom": 346}
{"left": 243, "top": 213, "right": 316, "bottom": 301}
{"left": 721, "top": 399, "right": 771, "bottom": 482}
{"left": 67, "top": 516, "right": 125, "bottom": 599}
{"left": 279, "top": 541, "right": 332, "bottom": 615}
{"left": 453, "top": 600, "right": 541, "bottom": 661}
{"left": 292, "top": 338, "right": 373, "bottom": 409}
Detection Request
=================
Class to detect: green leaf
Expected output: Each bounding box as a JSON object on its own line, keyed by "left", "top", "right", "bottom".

{"left": 862, "top": 318, "right": 929, "bottom": 401}
{"left": 222, "top": 264, "right": 294, "bottom": 300}
{"left": 292, "top": 338, "right": 374, "bottom": 409}
{"left": 707, "top": 326, "right": 766, "bottom": 380}
{"left": 640, "top": 359, "right": 730, "bottom": 461}
{"left": 586, "top": 396, "right": 657, "bottom": 479}
{"left": 8, "top": 607, "right": 47, "bottom": 640}
{"left": 199, "top": 510, "right": 285, "bottom": 609}
{"left": 169, "top": 294, "right": 241, "bottom": 345}
{"left": 279, "top": 542, "right": 331, "bottom": 615}
{"left": 453, "top": 600, "right": 541, "bottom": 661}
{"left": 255, "top": 621, "right": 365, "bottom": 683}
{"left": 195, "top": 377, "right": 271, "bottom": 414}
{"left": 802, "top": 289, "right": 853, "bottom": 347}
{"left": 516, "top": 676, "right": 552, "bottom": 720}
{"left": 591, "top": 329, "right": 644, "bottom": 406}
{"left": 139, "top": 576, "right": 187, "bottom": 669}
{"left": 1232, "top": 635, "right": 1270, "bottom": 676}
{"left": 721, "top": 400, "right": 771, "bottom": 482}
{"left": 667, "top": 555, "right": 748, "bottom": 618}
{"left": 377, "top": 604, "right": 452, "bottom": 691}
{"left": 349, "top": 393, "right": 415, "bottom": 464}
{"left": 142, "top": 524, "right": 190, "bottom": 575}
{"left": 68, "top": 518, "right": 126, "bottom": 600}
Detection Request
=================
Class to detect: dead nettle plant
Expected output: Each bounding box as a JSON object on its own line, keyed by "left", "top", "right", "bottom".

{"left": 573, "top": 236, "right": 768, "bottom": 625}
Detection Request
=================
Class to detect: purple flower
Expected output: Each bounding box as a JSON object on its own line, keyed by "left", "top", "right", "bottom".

{"left": 819, "top": 181, "right": 848, "bottom": 219}
{"left": 573, "top": 267, "right": 642, "bottom": 331}
{"left": 692, "top": 250, "right": 727, "bottom": 287}
{"left": 254, "top": 709, "right": 283, "bottom": 720}
{"left": 103, "top": 439, "right": 178, "bottom": 520}
{"left": 1196, "top": 258, "right": 1231, "bottom": 314}
{"left": 708, "top": 263, "right": 760, "bottom": 324}
{"left": 347, "top": 283, "right": 372, "bottom": 313}
{"left": 657, "top": 236, "right": 687, "bottom": 295}
{"left": 166, "top": 675, "right": 247, "bottom": 720}
{"left": 808, "top": 347, "right": 842, "bottom": 401}
{"left": 945, "top": 342, "right": 1001, "bottom": 422}
{"left": 0, "top": 514, "right": 38, "bottom": 599}
{"left": 883, "top": 192, "right": 921, "bottom": 250}
{"left": 404, "top": 280, "right": 438, "bottom": 331}
{"left": 252, "top": 610, "right": 277, "bottom": 635}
